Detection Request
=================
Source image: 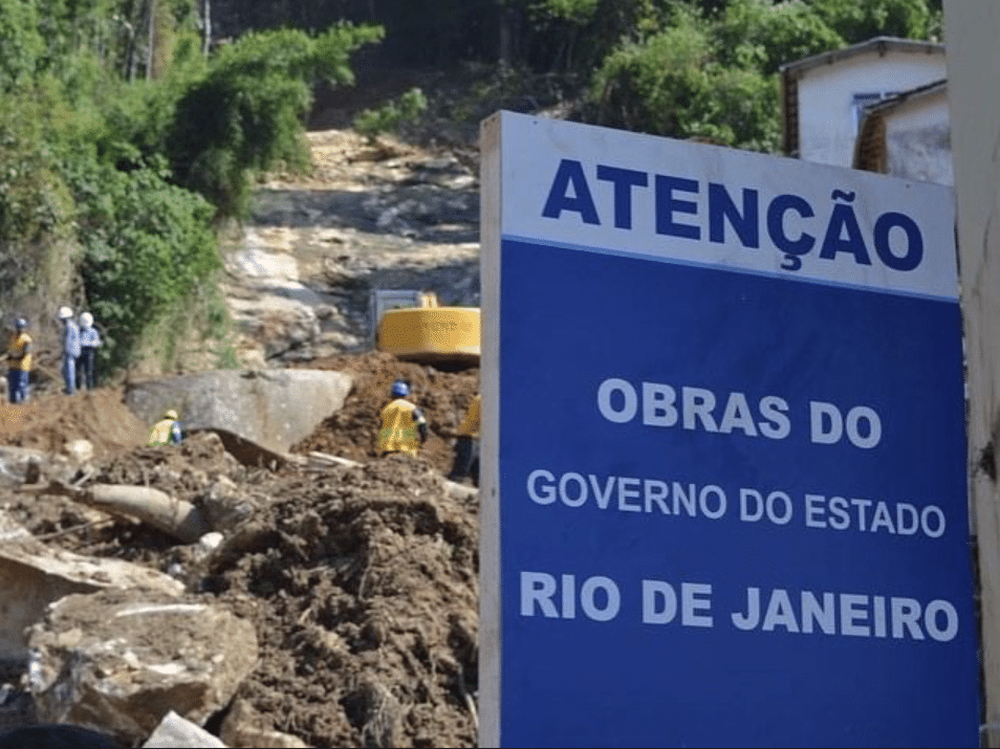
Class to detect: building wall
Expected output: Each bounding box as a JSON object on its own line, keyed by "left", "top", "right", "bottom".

{"left": 942, "top": 0, "right": 1000, "bottom": 742}
{"left": 798, "top": 50, "right": 947, "bottom": 167}
{"left": 883, "top": 91, "right": 953, "bottom": 185}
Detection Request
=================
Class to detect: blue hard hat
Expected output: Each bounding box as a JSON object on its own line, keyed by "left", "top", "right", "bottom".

{"left": 391, "top": 380, "right": 409, "bottom": 398}
{"left": 14, "top": 317, "right": 26, "bottom": 330}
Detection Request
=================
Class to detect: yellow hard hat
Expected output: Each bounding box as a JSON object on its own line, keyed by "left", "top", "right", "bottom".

{"left": 164, "top": 409, "right": 179, "bottom": 420}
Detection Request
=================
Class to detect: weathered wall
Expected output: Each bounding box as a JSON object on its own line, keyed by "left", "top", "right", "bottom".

{"left": 798, "top": 49, "right": 946, "bottom": 168}
{"left": 943, "top": 0, "right": 1000, "bottom": 742}
{"left": 884, "top": 90, "right": 953, "bottom": 185}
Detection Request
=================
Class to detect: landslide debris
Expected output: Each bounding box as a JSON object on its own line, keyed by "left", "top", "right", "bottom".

{"left": 0, "top": 351, "right": 481, "bottom": 748}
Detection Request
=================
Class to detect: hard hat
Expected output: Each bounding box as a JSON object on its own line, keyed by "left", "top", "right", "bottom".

{"left": 391, "top": 380, "right": 409, "bottom": 398}
{"left": 79, "top": 312, "right": 93, "bottom": 327}
{"left": 14, "top": 317, "right": 26, "bottom": 330}
{"left": 58, "top": 306, "right": 73, "bottom": 320}
{"left": 164, "top": 409, "right": 179, "bottom": 420}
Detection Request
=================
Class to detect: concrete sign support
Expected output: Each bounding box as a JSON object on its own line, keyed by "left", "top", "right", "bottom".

{"left": 479, "top": 111, "right": 978, "bottom": 747}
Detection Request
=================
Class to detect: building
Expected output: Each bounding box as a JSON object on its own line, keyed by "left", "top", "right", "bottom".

{"left": 853, "top": 78, "right": 952, "bottom": 185}
{"left": 780, "top": 36, "right": 947, "bottom": 169}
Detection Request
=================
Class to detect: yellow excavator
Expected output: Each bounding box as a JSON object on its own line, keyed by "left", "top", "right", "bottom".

{"left": 376, "top": 292, "right": 479, "bottom": 367}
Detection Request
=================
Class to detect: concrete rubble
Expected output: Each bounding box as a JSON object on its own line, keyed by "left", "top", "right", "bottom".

{"left": 0, "top": 511, "right": 184, "bottom": 668}
{"left": 143, "top": 711, "right": 227, "bottom": 748}
{"left": 27, "top": 589, "right": 259, "bottom": 747}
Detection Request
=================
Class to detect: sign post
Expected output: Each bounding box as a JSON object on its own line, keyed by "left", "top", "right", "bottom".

{"left": 479, "top": 111, "right": 978, "bottom": 747}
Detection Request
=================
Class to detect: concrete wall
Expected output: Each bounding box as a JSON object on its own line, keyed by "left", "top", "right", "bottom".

{"left": 883, "top": 91, "right": 953, "bottom": 185}
{"left": 798, "top": 50, "right": 946, "bottom": 167}
{"left": 943, "top": 0, "right": 1000, "bottom": 742}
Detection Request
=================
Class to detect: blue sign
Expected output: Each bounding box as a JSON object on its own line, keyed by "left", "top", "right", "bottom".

{"left": 479, "top": 112, "right": 978, "bottom": 748}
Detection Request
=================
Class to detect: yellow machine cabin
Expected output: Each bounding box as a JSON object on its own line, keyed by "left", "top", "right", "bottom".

{"left": 376, "top": 292, "right": 480, "bottom": 367}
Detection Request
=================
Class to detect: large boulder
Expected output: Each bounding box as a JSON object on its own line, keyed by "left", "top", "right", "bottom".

{"left": 27, "top": 589, "right": 258, "bottom": 747}
{"left": 124, "top": 369, "right": 352, "bottom": 454}
{"left": 0, "top": 511, "right": 184, "bottom": 669}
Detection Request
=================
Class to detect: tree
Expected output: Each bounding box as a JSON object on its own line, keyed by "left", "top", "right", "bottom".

{"left": 165, "top": 23, "right": 383, "bottom": 217}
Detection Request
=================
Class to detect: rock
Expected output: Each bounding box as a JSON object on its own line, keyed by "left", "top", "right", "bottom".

{"left": 0, "top": 512, "right": 184, "bottom": 668}
{"left": 0, "top": 446, "right": 77, "bottom": 488}
{"left": 27, "top": 589, "right": 258, "bottom": 747}
{"left": 220, "top": 698, "right": 309, "bottom": 748}
{"left": 124, "top": 369, "right": 353, "bottom": 455}
{"left": 63, "top": 439, "right": 95, "bottom": 464}
{"left": 196, "top": 477, "right": 255, "bottom": 533}
{"left": 143, "top": 711, "right": 227, "bottom": 748}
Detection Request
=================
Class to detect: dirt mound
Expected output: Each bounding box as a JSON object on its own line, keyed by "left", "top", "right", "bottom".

{"left": 0, "top": 388, "right": 149, "bottom": 459}
{"left": 293, "top": 351, "right": 479, "bottom": 476}
{"left": 206, "top": 454, "right": 479, "bottom": 748}
{"left": 2, "top": 354, "right": 482, "bottom": 748}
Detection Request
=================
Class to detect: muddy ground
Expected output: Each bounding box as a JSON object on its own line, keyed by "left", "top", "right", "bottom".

{"left": 0, "top": 351, "right": 481, "bottom": 748}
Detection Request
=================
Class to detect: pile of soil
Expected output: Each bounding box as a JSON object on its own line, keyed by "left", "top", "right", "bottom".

{"left": 293, "top": 351, "right": 479, "bottom": 477}
{"left": 0, "top": 352, "right": 482, "bottom": 748}
{"left": 0, "top": 389, "right": 148, "bottom": 460}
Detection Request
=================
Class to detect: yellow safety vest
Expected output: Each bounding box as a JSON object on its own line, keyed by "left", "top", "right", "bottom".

{"left": 7, "top": 332, "right": 31, "bottom": 371}
{"left": 377, "top": 398, "right": 424, "bottom": 455}
{"left": 456, "top": 394, "right": 481, "bottom": 438}
{"left": 148, "top": 418, "right": 178, "bottom": 446}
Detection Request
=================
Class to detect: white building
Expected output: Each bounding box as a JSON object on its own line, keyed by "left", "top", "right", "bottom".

{"left": 853, "top": 78, "right": 952, "bottom": 185}
{"left": 779, "top": 36, "right": 947, "bottom": 169}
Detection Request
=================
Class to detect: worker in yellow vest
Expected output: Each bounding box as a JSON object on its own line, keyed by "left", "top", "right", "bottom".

{"left": 148, "top": 409, "right": 184, "bottom": 446}
{"left": 448, "top": 393, "right": 480, "bottom": 486}
{"left": 6, "top": 317, "right": 32, "bottom": 404}
{"left": 376, "top": 380, "right": 428, "bottom": 456}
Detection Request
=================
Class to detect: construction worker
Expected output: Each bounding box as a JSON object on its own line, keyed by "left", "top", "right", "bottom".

{"left": 57, "top": 306, "right": 80, "bottom": 395}
{"left": 77, "top": 311, "right": 101, "bottom": 390}
{"left": 448, "top": 393, "right": 480, "bottom": 486}
{"left": 376, "top": 379, "right": 428, "bottom": 456}
{"left": 6, "top": 317, "right": 31, "bottom": 404}
{"left": 148, "top": 409, "right": 184, "bottom": 446}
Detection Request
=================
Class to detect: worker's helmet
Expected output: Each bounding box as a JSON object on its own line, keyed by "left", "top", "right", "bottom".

{"left": 391, "top": 380, "right": 409, "bottom": 398}
{"left": 79, "top": 312, "right": 94, "bottom": 327}
{"left": 14, "top": 317, "right": 26, "bottom": 330}
{"left": 164, "top": 409, "right": 179, "bottom": 420}
{"left": 57, "top": 306, "right": 73, "bottom": 320}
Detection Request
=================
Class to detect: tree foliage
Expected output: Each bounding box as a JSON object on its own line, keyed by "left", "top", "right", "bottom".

{"left": 166, "top": 24, "right": 382, "bottom": 216}
{"left": 73, "top": 157, "right": 219, "bottom": 370}
{"left": 0, "top": 0, "right": 945, "bottom": 375}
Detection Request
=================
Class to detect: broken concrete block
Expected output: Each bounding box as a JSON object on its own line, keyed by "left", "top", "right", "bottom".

{"left": 143, "top": 710, "right": 227, "bottom": 748}
{"left": 27, "top": 589, "right": 258, "bottom": 747}
{"left": 0, "top": 511, "right": 184, "bottom": 668}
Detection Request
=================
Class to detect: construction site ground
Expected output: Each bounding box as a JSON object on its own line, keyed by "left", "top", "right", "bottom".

{"left": 0, "top": 350, "right": 480, "bottom": 748}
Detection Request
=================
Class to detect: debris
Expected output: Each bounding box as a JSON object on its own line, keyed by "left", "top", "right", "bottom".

{"left": 220, "top": 699, "right": 309, "bottom": 749}
{"left": 143, "top": 711, "right": 227, "bottom": 748}
{"left": 44, "top": 481, "right": 211, "bottom": 544}
{"left": 0, "top": 512, "right": 183, "bottom": 666}
{"left": 28, "top": 589, "right": 258, "bottom": 747}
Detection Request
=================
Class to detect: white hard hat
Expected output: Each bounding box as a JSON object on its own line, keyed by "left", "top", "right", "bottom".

{"left": 80, "top": 312, "right": 93, "bottom": 327}
{"left": 58, "top": 306, "right": 73, "bottom": 320}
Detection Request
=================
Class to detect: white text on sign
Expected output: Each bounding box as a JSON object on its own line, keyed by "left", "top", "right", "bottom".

{"left": 519, "top": 571, "right": 959, "bottom": 642}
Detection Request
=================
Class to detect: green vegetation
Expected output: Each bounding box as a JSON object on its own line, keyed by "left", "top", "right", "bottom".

{"left": 353, "top": 88, "right": 429, "bottom": 143}
{"left": 0, "top": 1, "right": 382, "bottom": 376}
{"left": 0, "top": 0, "right": 942, "bottom": 378}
